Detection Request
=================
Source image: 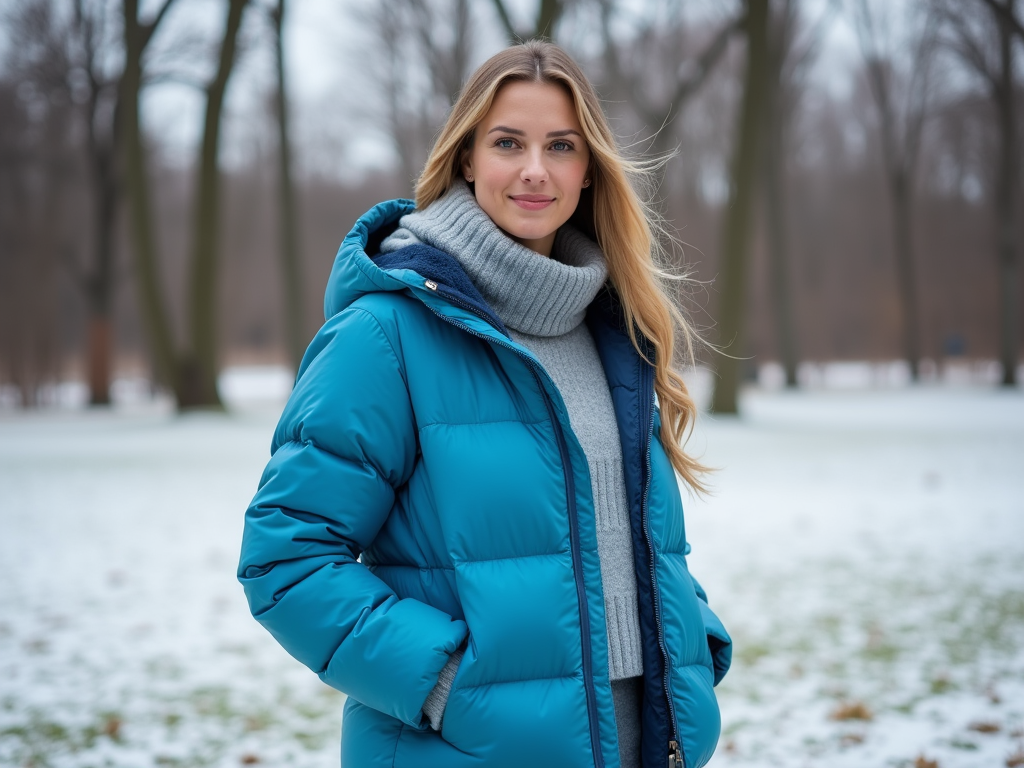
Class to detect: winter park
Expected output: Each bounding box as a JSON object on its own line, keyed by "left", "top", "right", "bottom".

{"left": 2, "top": 371, "right": 1023, "bottom": 768}
{"left": 2, "top": 1, "right": 1023, "bottom": 767}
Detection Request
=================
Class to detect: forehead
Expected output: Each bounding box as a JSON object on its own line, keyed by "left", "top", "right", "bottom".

{"left": 479, "top": 80, "right": 582, "bottom": 131}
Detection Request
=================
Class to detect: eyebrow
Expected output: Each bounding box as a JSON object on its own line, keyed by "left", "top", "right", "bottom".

{"left": 486, "top": 125, "right": 582, "bottom": 139}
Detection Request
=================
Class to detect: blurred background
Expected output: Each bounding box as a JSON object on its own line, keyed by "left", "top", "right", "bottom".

{"left": 0, "top": 0, "right": 1020, "bottom": 411}
{"left": 1, "top": 1, "right": 1022, "bottom": 768}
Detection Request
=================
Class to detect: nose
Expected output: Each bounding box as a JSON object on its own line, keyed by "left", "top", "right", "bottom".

{"left": 520, "top": 147, "right": 548, "bottom": 184}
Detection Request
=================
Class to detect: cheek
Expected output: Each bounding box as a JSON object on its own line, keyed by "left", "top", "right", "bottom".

{"left": 476, "top": 159, "right": 514, "bottom": 187}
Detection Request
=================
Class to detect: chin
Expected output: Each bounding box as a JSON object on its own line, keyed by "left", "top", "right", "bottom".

{"left": 509, "top": 226, "right": 554, "bottom": 240}
{"left": 506, "top": 216, "right": 560, "bottom": 239}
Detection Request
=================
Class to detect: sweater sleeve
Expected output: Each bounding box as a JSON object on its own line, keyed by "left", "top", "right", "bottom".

{"left": 421, "top": 647, "right": 464, "bottom": 730}
{"left": 238, "top": 306, "right": 468, "bottom": 728}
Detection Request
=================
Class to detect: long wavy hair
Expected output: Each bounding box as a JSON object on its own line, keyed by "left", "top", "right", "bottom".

{"left": 416, "top": 40, "right": 709, "bottom": 492}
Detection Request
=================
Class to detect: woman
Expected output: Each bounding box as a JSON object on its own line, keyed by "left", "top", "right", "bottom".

{"left": 238, "top": 40, "right": 731, "bottom": 768}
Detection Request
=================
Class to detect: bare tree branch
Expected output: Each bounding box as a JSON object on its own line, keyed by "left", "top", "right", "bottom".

{"left": 141, "top": 0, "right": 178, "bottom": 49}
{"left": 666, "top": 15, "right": 741, "bottom": 118}
{"left": 142, "top": 71, "right": 208, "bottom": 90}
{"left": 980, "top": 0, "right": 1024, "bottom": 40}
{"left": 937, "top": 1, "right": 1002, "bottom": 92}
{"left": 850, "top": 0, "right": 938, "bottom": 380}
{"left": 489, "top": 0, "right": 519, "bottom": 42}
{"left": 598, "top": 0, "right": 741, "bottom": 133}
{"left": 787, "top": 0, "right": 840, "bottom": 81}
{"left": 488, "top": 0, "right": 565, "bottom": 43}
{"left": 535, "top": 0, "right": 565, "bottom": 40}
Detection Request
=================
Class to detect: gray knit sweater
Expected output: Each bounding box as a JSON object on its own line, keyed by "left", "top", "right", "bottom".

{"left": 381, "top": 181, "right": 644, "bottom": 733}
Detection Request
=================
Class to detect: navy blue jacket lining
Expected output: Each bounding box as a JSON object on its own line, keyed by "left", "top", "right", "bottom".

{"left": 372, "top": 244, "right": 510, "bottom": 337}
{"left": 588, "top": 293, "right": 670, "bottom": 768}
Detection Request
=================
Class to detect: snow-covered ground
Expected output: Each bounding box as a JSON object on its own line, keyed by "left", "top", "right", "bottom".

{"left": 1, "top": 379, "right": 1022, "bottom": 768}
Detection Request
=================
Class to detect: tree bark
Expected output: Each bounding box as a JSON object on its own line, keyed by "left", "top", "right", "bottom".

{"left": 994, "top": 0, "right": 1020, "bottom": 385}
{"left": 121, "top": 0, "right": 178, "bottom": 393}
{"left": 711, "top": 0, "right": 770, "bottom": 414}
{"left": 762, "top": 0, "right": 799, "bottom": 388}
{"left": 84, "top": 82, "right": 119, "bottom": 406}
{"left": 182, "top": 0, "right": 250, "bottom": 409}
{"left": 890, "top": 171, "right": 921, "bottom": 380}
{"left": 72, "top": 0, "right": 122, "bottom": 406}
{"left": 763, "top": 107, "right": 799, "bottom": 387}
{"left": 271, "top": 0, "right": 305, "bottom": 371}
{"left": 87, "top": 316, "right": 113, "bottom": 403}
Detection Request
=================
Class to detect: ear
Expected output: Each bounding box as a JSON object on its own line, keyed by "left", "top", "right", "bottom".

{"left": 461, "top": 156, "right": 474, "bottom": 183}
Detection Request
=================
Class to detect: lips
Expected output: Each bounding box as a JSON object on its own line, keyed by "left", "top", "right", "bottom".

{"left": 510, "top": 194, "right": 555, "bottom": 211}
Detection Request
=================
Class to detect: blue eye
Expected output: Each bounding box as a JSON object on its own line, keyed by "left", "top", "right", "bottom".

{"left": 551, "top": 140, "right": 573, "bottom": 151}
{"left": 496, "top": 138, "right": 516, "bottom": 149}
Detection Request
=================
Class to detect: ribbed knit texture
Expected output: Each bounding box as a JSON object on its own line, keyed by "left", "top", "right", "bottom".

{"left": 509, "top": 325, "right": 644, "bottom": 680}
{"left": 385, "top": 183, "right": 643, "bottom": 747}
{"left": 380, "top": 181, "right": 607, "bottom": 336}
{"left": 422, "top": 648, "right": 463, "bottom": 730}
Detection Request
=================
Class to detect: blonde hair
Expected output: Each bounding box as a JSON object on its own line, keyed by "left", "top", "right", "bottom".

{"left": 416, "top": 40, "right": 709, "bottom": 493}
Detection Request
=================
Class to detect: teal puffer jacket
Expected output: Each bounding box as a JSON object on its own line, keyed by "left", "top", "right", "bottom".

{"left": 238, "top": 199, "right": 732, "bottom": 768}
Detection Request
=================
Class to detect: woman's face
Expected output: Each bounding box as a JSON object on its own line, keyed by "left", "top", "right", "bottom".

{"left": 462, "top": 80, "right": 591, "bottom": 257}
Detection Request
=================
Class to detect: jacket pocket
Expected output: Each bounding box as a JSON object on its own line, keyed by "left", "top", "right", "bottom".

{"left": 438, "top": 675, "right": 598, "bottom": 768}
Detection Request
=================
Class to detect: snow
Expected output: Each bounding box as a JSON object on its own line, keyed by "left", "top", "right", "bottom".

{"left": 1, "top": 375, "right": 1022, "bottom": 768}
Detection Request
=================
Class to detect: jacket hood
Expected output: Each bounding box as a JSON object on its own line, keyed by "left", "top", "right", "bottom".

{"left": 323, "top": 198, "right": 508, "bottom": 336}
{"left": 324, "top": 198, "right": 415, "bottom": 320}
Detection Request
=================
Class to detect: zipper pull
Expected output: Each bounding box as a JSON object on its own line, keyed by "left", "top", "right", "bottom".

{"left": 668, "top": 740, "right": 682, "bottom": 768}
{"left": 424, "top": 279, "right": 438, "bottom": 291}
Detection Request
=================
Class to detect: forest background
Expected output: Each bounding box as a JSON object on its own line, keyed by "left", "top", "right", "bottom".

{"left": 0, "top": 0, "right": 1021, "bottom": 411}
{"left": 2, "top": 3, "right": 1023, "bottom": 767}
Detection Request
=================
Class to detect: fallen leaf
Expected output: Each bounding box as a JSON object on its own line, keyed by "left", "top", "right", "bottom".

{"left": 103, "top": 716, "right": 122, "bottom": 739}
{"left": 830, "top": 701, "right": 873, "bottom": 721}
{"left": 968, "top": 721, "right": 1000, "bottom": 734}
{"left": 240, "top": 755, "right": 260, "bottom": 765}
{"left": 1006, "top": 748, "right": 1024, "bottom": 768}
{"left": 914, "top": 756, "right": 939, "bottom": 768}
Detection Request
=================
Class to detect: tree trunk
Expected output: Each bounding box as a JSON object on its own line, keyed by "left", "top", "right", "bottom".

{"left": 763, "top": 1, "right": 799, "bottom": 388}
{"left": 764, "top": 122, "right": 799, "bottom": 388}
{"left": 85, "top": 111, "right": 119, "bottom": 405}
{"left": 711, "top": 0, "right": 770, "bottom": 414}
{"left": 87, "top": 315, "right": 112, "bottom": 404}
{"left": 890, "top": 171, "right": 921, "bottom": 380}
{"left": 272, "top": 0, "right": 305, "bottom": 371}
{"left": 183, "top": 0, "right": 249, "bottom": 410}
{"left": 854, "top": 0, "right": 933, "bottom": 383}
{"left": 121, "top": 0, "right": 177, "bottom": 393}
{"left": 995, "top": 0, "right": 1020, "bottom": 386}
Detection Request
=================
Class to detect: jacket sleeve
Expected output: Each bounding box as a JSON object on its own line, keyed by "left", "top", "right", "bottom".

{"left": 237, "top": 306, "right": 468, "bottom": 729}
{"left": 687, "top": 562, "right": 732, "bottom": 687}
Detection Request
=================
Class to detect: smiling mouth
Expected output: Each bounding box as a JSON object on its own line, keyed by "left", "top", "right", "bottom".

{"left": 510, "top": 195, "right": 555, "bottom": 211}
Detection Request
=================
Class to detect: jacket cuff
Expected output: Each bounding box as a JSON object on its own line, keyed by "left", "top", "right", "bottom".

{"left": 422, "top": 647, "right": 464, "bottom": 730}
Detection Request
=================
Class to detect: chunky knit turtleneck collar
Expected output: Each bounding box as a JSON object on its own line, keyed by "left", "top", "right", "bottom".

{"left": 380, "top": 181, "right": 608, "bottom": 337}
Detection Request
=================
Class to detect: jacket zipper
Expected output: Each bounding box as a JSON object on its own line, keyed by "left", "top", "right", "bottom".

{"left": 638, "top": 362, "right": 683, "bottom": 768}
{"left": 421, "top": 282, "right": 606, "bottom": 768}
